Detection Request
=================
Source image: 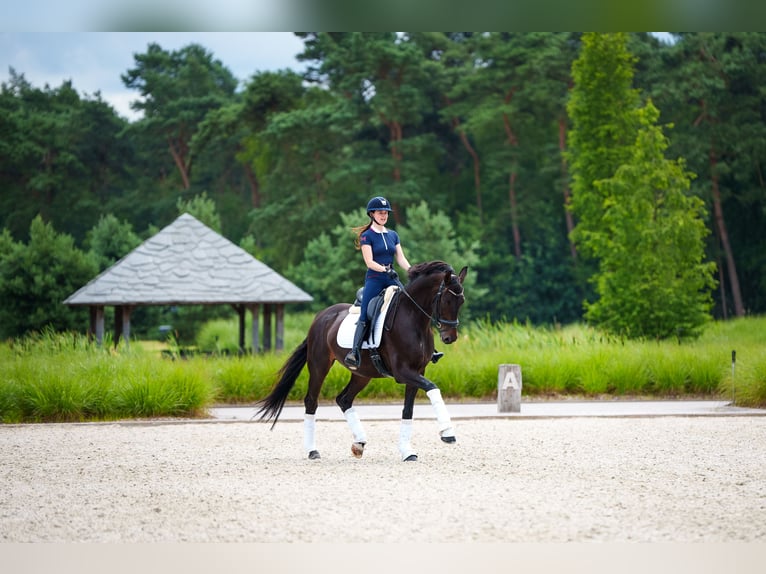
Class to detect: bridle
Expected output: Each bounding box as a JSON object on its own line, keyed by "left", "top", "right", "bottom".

{"left": 395, "top": 274, "right": 465, "bottom": 330}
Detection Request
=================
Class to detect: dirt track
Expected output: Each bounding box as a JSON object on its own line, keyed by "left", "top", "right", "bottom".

{"left": 1, "top": 416, "right": 765, "bottom": 542}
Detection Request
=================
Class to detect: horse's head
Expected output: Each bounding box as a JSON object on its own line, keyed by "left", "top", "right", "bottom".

{"left": 404, "top": 261, "right": 468, "bottom": 345}
{"left": 434, "top": 265, "right": 468, "bottom": 344}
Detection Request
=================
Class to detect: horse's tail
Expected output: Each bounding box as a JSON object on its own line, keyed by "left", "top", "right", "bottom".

{"left": 255, "top": 338, "right": 308, "bottom": 428}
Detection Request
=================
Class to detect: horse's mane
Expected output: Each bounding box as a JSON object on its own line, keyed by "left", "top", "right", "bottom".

{"left": 407, "top": 260, "right": 455, "bottom": 282}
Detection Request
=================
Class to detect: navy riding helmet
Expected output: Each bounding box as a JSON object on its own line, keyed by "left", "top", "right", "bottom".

{"left": 366, "top": 196, "right": 392, "bottom": 213}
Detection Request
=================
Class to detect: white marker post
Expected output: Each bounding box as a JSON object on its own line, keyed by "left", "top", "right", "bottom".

{"left": 497, "top": 364, "right": 522, "bottom": 413}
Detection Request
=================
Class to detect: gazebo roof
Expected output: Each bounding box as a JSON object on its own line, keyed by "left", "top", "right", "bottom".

{"left": 64, "top": 213, "right": 312, "bottom": 306}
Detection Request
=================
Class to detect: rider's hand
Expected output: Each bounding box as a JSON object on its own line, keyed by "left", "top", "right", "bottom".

{"left": 385, "top": 266, "right": 398, "bottom": 280}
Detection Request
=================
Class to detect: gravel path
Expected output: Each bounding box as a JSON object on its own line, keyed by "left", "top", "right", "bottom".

{"left": 2, "top": 416, "right": 765, "bottom": 542}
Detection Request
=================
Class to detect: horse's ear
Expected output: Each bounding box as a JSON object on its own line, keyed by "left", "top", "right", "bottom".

{"left": 458, "top": 266, "right": 468, "bottom": 283}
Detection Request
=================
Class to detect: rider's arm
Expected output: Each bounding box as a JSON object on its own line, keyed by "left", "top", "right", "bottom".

{"left": 395, "top": 244, "right": 411, "bottom": 272}
{"left": 362, "top": 244, "right": 387, "bottom": 273}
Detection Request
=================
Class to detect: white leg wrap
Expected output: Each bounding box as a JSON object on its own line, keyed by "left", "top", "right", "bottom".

{"left": 344, "top": 407, "right": 367, "bottom": 443}
{"left": 303, "top": 414, "right": 317, "bottom": 453}
{"left": 426, "top": 388, "right": 455, "bottom": 438}
{"left": 398, "top": 419, "right": 417, "bottom": 460}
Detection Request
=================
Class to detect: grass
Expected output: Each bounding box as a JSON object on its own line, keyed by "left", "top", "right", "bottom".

{"left": 1, "top": 316, "right": 765, "bottom": 423}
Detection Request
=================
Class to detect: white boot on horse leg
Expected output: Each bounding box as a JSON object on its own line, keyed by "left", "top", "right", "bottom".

{"left": 344, "top": 407, "right": 367, "bottom": 458}
{"left": 426, "top": 388, "right": 456, "bottom": 443}
{"left": 304, "top": 414, "right": 320, "bottom": 459}
{"left": 398, "top": 419, "right": 418, "bottom": 462}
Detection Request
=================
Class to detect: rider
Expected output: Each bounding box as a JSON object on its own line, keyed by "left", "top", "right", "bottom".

{"left": 344, "top": 196, "right": 444, "bottom": 370}
{"left": 344, "top": 196, "right": 411, "bottom": 370}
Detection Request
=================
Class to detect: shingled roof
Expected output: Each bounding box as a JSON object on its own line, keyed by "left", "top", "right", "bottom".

{"left": 64, "top": 213, "right": 312, "bottom": 306}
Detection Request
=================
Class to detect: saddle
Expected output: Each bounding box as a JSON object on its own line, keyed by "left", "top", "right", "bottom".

{"left": 351, "top": 287, "right": 389, "bottom": 323}
{"left": 338, "top": 286, "right": 400, "bottom": 377}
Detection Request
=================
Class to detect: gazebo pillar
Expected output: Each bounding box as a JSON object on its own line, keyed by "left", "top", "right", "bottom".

{"left": 263, "top": 304, "right": 272, "bottom": 352}
{"left": 235, "top": 304, "right": 246, "bottom": 354}
{"left": 114, "top": 305, "right": 132, "bottom": 349}
{"left": 275, "top": 304, "right": 285, "bottom": 351}
{"left": 90, "top": 306, "right": 105, "bottom": 346}
{"left": 248, "top": 304, "right": 260, "bottom": 354}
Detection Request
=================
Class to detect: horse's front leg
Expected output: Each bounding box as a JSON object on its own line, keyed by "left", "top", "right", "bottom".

{"left": 419, "top": 376, "right": 456, "bottom": 443}
{"left": 399, "top": 384, "right": 419, "bottom": 462}
{"left": 336, "top": 374, "right": 371, "bottom": 458}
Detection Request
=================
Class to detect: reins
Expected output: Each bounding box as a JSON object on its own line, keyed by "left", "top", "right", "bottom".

{"left": 393, "top": 274, "right": 464, "bottom": 330}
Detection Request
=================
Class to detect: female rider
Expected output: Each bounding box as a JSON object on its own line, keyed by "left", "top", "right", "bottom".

{"left": 344, "top": 196, "right": 411, "bottom": 370}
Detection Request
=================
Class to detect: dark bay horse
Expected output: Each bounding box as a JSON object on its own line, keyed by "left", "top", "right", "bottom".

{"left": 256, "top": 260, "right": 468, "bottom": 461}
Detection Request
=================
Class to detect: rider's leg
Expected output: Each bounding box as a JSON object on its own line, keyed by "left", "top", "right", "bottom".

{"left": 344, "top": 318, "right": 368, "bottom": 369}
{"left": 344, "top": 277, "right": 385, "bottom": 369}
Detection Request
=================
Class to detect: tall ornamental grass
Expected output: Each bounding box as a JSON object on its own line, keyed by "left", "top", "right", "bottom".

{"left": 0, "top": 329, "right": 214, "bottom": 423}
{"left": 2, "top": 315, "right": 765, "bottom": 423}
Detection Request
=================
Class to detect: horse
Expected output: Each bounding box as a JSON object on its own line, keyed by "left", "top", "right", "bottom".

{"left": 255, "top": 260, "right": 468, "bottom": 461}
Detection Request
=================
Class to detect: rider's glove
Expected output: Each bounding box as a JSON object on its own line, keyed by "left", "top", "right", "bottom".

{"left": 385, "top": 267, "right": 398, "bottom": 280}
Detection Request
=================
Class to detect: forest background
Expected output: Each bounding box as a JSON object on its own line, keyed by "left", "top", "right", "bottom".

{"left": 1, "top": 32, "right": 765, "bottom": 343}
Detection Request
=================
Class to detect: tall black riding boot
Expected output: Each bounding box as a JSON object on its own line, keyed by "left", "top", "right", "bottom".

{"left": 344, "top": 319, "right": 368, "bottom": 370}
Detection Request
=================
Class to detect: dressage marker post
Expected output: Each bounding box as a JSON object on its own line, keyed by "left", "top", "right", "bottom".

{"left": 497, "top": 364, "right": 522, "bottom": 413}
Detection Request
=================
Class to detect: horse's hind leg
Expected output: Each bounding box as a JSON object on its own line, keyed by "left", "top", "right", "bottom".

{"left": 336, "top": 374, "right": 371, "bottom": 458}
{"left": 398, "top": 384, "right": 419, "bottom": 462}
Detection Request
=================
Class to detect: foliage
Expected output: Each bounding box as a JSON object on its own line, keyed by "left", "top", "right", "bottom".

{"left": 85, "top": 213, "right": 142, "bottom": 271}
{"left": 567, "top": 32, "right": 642, "bottom": 259}
{"left": 567, "top": 34, "right": 717, "bottom": 339}
{"left": 3, "top": 33, "right": 766, "bottom": 341}
{"left": 584, "top": 103, "right": 718, "bottom": 339}
{"left": 176, "top": 191, "right": 222, "bottom": 233}
{"left": 0, "top": 217, "right": 97, "bottom": 338}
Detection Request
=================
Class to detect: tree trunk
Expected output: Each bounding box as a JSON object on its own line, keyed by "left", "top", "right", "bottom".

{"left": 243, "top": 162, "right": 261, "bottom": 208}
{"left": 450, "top": 113, "right": 483, "bottom": 224}
{"left": 502, "top": 89, "right": 522, "bottom": 259}
{"left": 509, "top": 171, "right": 521, "bottom": 259}
{"left": 710, "top": 149, "right": 745, "bottom": 317}
{"left": 385, "top": 117, "right": 404, "bottom": 225}
{"left": 559, "top": 117, "right": 577, "bottom": 260}
{"left": 167, "top": 136, "right": 191, "bottom": 190}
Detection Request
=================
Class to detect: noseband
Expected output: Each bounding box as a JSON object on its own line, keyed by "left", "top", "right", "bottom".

{"left": 396, "top": 274, "right": 464, "bottom": 330}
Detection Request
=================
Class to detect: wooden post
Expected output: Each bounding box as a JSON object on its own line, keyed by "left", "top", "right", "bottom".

{"left": 263, "top": 304, "right": 272, "bottom": 351}
{"left": 275, "top": 304, "right": 284, "bottom": 351}
{"left": 248, "top": 304, "right": 260, "bottom": 354}
{"left": 497, "top": 364, "right": 522, "bottom": 413}
{"left": 236, "top": 304, "right": 246, "bottom": 355}
{"left": 121, "top": 306, "right": 132, "bottom": 350}
{"left": 91, "top": 306, "right": 104, "bottom": 346}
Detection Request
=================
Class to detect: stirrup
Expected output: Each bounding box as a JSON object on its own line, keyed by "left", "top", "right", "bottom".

{"left": 344, "top": 350, "right": 360, "bottom": 370}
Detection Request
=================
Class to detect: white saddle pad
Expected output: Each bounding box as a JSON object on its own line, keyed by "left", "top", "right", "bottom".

{"left": 337, "top": 285, "right": 399, "bottom": 349}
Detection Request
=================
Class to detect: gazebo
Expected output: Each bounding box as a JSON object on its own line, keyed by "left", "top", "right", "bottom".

{"left": 63, "top": 213, "right": 312, "bottom": 353}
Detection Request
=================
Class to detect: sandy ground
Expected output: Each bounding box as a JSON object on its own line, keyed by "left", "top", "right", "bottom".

{"left": 1, "top": 416, "right": 765, "bottom": 543}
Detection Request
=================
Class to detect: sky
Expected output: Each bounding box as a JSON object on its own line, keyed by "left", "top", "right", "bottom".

{"left": 0, "top": 32, "right": 308, "bottom": 121}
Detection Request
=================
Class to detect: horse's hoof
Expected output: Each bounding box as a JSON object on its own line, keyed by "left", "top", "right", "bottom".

{"left": 351, "top": 442, "right": 366, "bottom": 458}
{"left": 308, "top": 450, "right": 321, "bottom": 460}
{"left": 441, "top": 435, "right": 457, "bottom": 444}
{"left": 403, "top": 454, "right": 418, "bottom": 462}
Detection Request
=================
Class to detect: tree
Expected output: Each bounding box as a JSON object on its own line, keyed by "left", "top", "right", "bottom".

{"left": 0, "top": 70, "right": 131, "bottom": 244}
{"left": 568, "top": 34, "right": 717, "bottom": 339}
{"left": 0, "top": 216, "right": 97, "bottom": 338}
{"left": 122, "top": 43, "right": 238, "bottom": 190}
{"left": 85, "top": 214, "right": 142, "bottom": 271}
{"left": 651, "top": 33, "right": 766, "bottom": 318}
{"left": 567, "top": 33, "right": 642, "bottom": 260}
{"left": 176, "top": 191, "right": 222, "bottom": 233}
{"left": 584, "top": 103, "right": 717, "bottom": 339}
